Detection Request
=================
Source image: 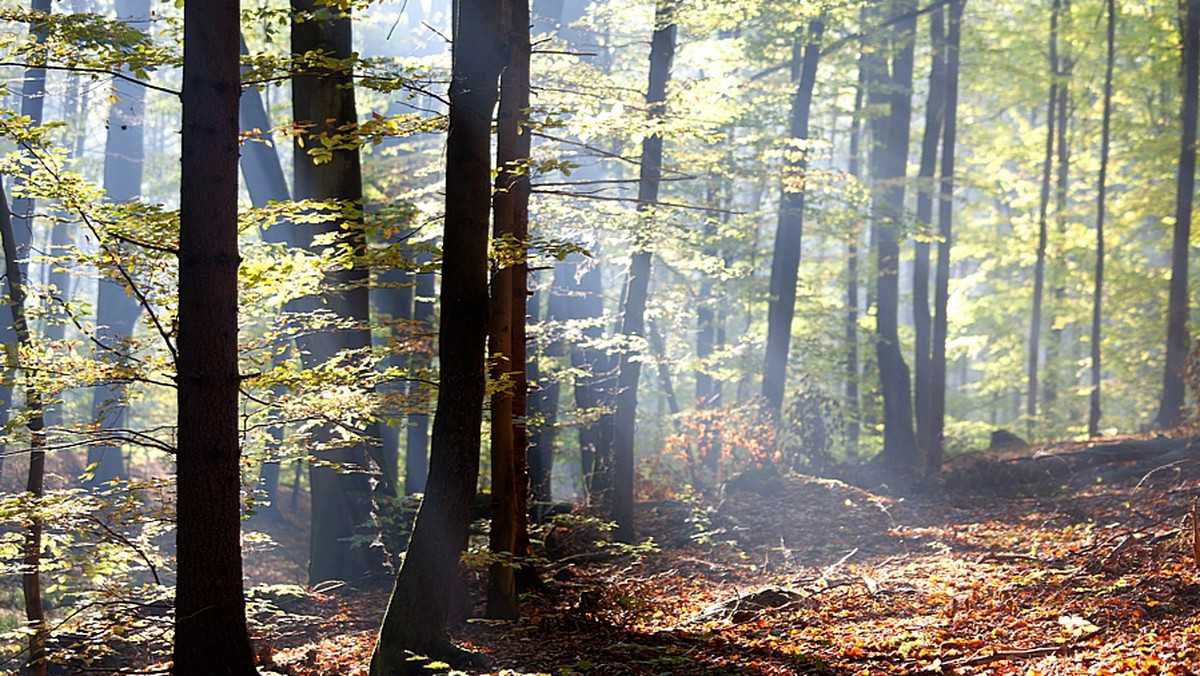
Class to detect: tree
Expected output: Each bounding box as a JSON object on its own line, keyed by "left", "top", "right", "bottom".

{"left": 369, "top": 0, "right": 506, "bottom": 668}
{"left": 1090, "top": 0, "right": 1116, "bottom": 437}
{"left": 870, "top": 0, "right": 919, "bottom": 469}
{"left": 1028, "top": 0, "right": 1061, "bottom": 438}
{"left": 929, "top": 0, "right": 964, "bottom": 474}
{"left": 913, "top": 5, "right": 945, "bottom": 467}
{"left": 1155, "top": 0, "right": 1199, "bottom": 430}
{"left": 595, "top": 0, "right": 677, "bottom": 543}
{"left": 172, "top": 0, "right": 256, "bottom": 670}
{"left": 291, "top": 0, "right": 390, "bottom": 586}
{"left": 487, "top": 0, "right": 532, "bottom": 620}
{"left": 87, "top": 0, "right": 150, "bottom": 488}
{"left": 762, "top": 17, "right": 825, "bottom": 416}
{"left": 0, "top": 175, "right": 48, "bottom": 676}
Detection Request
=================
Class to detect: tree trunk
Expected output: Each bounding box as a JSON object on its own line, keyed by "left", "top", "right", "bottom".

{"left": 845, "top": 47, "right": 867, "bottom": 462}
{"left": 0, "top": 0, "right": 51, "bottom": 483}
{"left": 762, "top": 20, "right": 824, "bottom": 416}
{"left": 487, "top": 0, "right": 530, "bottom": 620}
{"left": 527, "top": 271, "right": 560, "bottom": 502}
{"left": 1, "top": 175, "right": 48, "bottom": 676}
{"left": 1156, "top": 0, "right": 1200, "bottom": 430}
{"left": 1028, "top": 0, "right": 1060, "bottom": 439}
{"left": 173, "top": 1, "right": 256, "bottom": 671}
{"left": 405, "top": 251, "right": 434, "bottom": 494}
{"left": 597, "top": 0, "right": 677, "bottom": 543}
{"left": 930, "top": 0, "right": 965, "bottom": 475}
{"left": 871, "top": 0, "right": 919, "bottom": 470}
{"left": 1090, "top": 0, "right": 1115, "bottom": 437}
{"left": 1045, "top": 4, "right": 1073, "bottom": 418}
{"left": 238, "top": 32, "right": 293, "bottom": 517}
{"left": 913, "top": 6, "right": 945, "bottom": 471}
{"left": 86, "top": 0, "right": 149, "bottom": 489}
{"left": 369, "top": 0, "right": 506, "bottom": 669}
{"left": 291, "top": 0, "right": 390, "bottom": 586}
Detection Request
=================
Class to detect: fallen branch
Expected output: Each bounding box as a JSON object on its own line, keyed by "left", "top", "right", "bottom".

{"left": 926, "top": 628, "right": 1102, "bottom": 671}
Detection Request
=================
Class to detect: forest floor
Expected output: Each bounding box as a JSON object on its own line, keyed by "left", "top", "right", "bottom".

{"left": 246, "top": 438, "right": 1200, "bottom": 675}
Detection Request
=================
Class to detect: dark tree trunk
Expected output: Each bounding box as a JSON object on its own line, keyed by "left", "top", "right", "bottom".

{"left": 871, "top": 0, "right": 919, "bottom": 470}
{"left": 291, "top": 0, "right": 390, "bottom": 585}
{"left": 913, "top": 7, "right": 945, "bottom": 471}
{"left": 86, "top": 0, "right": 149, "bottom": 489}
{"left": 369, "top": 0, "right": 506, "bottom": 668}
{"left": 1090, "top": 0, "right": 1115, "bottom": 437}
{"left": 1157, "top": 0, "right": 1200, "bottom": 430}
{"left": 1, "top": 176, "right": 48, "bottom": 676}
{"left": 762, "top": 20, "right": 824, "bottom": 415}
{"left": 930, "top": 0, "right": 965, "bottom": 475}
{"left": 173, "top": 1, "right": 256, "bottom": 671}
{"left": 597, "top": 0, "right": 677, "bottom": 543}
{"left": 1028, "top": 0, "right": 1060, "bottom": 438}
{"left": 487, "top": 0, "right": 530, "bottom": 620}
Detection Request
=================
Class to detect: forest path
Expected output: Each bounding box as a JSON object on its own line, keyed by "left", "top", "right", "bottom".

{"left": 257, "top": 445, "right": 1200, "bottom": 675}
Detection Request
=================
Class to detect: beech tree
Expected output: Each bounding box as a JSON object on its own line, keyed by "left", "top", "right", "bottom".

{"left": 1090, "top": 0, "right": 1116, "bottom": 437}
{"left": 762, "top": 17, "right": 824, "bottom": 416}
{"left": 369, "top": 0, "right": 506, "bottom": 668}
{"left": 869, "top": 0, "right": 919, "bottom": 469}
{"left": 172, "top": 0, "right": 256, "bottom": 670}
{"left": 291, "top": 0, "right": 389, "bottom": 586}
{"left": 1155, "top": 0, "right": 1199, "bottom": 430}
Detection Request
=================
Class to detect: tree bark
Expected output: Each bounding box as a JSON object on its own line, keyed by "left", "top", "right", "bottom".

{"left": 762, "top": 19, "right": 824, "bottom": 416}
{"left": 871, "top": 0, "right": 919, "bottom": 470}
{"left": 1028, "top": 0, "right": 1060, "bottom": 439}
{"left": 291, "top": 0, "right": 390, "bottom": 586}
{"left": 930, "top": 0, "right": 964, "bottom": 475}
{"left": 1156, "top": 0, "right": 1200, "bottom": 430}
{"left": 487, "top": 0, "right": 530, "bottom": 620}
{"left": 845, "top": 46, "right": 867, "bottom": 462}
{"left": 173, "top": 1, "right": 256, "bottom": 671}
{"left": 913, "top": 7, "right": 945, "bottom": 471}
{"left": 369, "top": 0, "right": 506, "bottom": 669}
{"left": 1, "top": 175, "right": 48, "bottom": 676}
{"left": 1089, "top": 0, "right": 1115, "bottom": 437}
{"left": 598, "top": 0, "right": 677, "bottom": 543}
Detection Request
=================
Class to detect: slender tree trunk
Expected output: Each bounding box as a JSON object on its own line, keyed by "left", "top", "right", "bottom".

{"left": 762, "top": 20, "right": 825, "bottom": 415}
{"left": 930, "top": 0, "right": 964, "bottom": 475}
{"left": 86, "top": 0, "right": 149, "bottom": 488}
{"left": 1028, "top": 0, "right": 1060, "bottom": 439}
{"left": 488, "top": 0, "right": 530, "bottom": 619}
{"left": 405, "top": 252, "right": 434, "bottom": 493}
{"left": 173, "top": 1, "right": 256, "bottom": 671}
{"left": 1, "top": 176, "right": 47, "bottom": 676}
{"left": 1046, "top": 4, "right": 1073, "bottom": 418}
{"left": 845, "top": 51, "right": 866, "bottom": 461}
{"left": 369, "top": 0, "right": 506, "bottom": 668}
{"left": 527, "top": 272, "right": 560, "bottom": 502}
{"left": 597, "top": 0, "right": 677, "bottom": 543}
{"left": 1157, "top": 0, "right": 1200, "bottom": 429}
{"left": 872, "top": 0, "right": 919, "bottom": 470}
{"left": 913, "top": 6, "right": 945, "bottom": 470}
{"left": 239, "top": 33, "right": 293, "bottom": 516}
{"left": 291, "top": 0, "right": 390, "bottom": 585}
{"left": 0, "top": 0, "right": 51, "bottom": 483}
{"left": 1090, "top": 0, "right": 1115, "bottom": 437}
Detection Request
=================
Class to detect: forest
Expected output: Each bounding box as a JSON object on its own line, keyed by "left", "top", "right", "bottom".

{"left": 1, "top": 0, "right": 1200, "bottom": 673}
